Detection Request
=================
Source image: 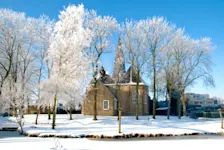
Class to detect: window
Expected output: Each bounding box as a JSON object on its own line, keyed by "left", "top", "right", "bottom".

{"left": 144, "top": 94, "right": 148, "bottom": 104}
{"left": 132, "top": 91, "right": 136, "bottom": 103}
{"left": 103, "top": 100, "right": 109, "bottom": 110}
{"left": 144, "top": 89, "right": 148, "bottom": 104}
{"left": 114, "top": 98, "right": 117, "bottom": 110}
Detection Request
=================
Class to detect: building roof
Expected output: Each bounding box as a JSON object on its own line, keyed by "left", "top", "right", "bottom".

{"left": 98, "top": 66, "right": 115, "bottom": 84}
{"left": 99, "top": 74, "right": 115, "bottom": 84}
{"left": 112, "top": 37, "right": 126, "bottom": 79}
{"left": 119, "top": 66, "right": 145, "bottom": 84}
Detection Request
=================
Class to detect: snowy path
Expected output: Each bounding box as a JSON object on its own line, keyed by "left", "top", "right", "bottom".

{"left": 1, "top": 131, "right": 224, "bottom": 150}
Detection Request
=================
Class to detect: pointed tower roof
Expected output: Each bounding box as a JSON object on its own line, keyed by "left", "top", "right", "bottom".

{"left": 112, "top": 37, "right": 125, "bottom": 80}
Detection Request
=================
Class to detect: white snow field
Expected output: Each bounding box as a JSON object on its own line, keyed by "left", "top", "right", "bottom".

{"left": 3, "top": 114, "right": 224, "bottom": 137}
{"left": 0, "top": 132, "right": 224, "bottom": 150}
{"left": 0, "top": 116, "right": 18, "bottom": 130}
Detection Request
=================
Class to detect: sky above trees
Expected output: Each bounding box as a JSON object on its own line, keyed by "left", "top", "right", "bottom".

{"left": 1, "top": 0, "right": 223, "bottom": 98}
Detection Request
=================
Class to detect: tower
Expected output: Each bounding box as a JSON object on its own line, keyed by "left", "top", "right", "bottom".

{"left": 112, "top": 37, "right": 125, "bottom": 81}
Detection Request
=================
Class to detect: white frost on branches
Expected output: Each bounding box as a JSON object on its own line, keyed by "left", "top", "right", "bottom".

{"left": 46, "top": 4, "right": 91, "bottom": 111}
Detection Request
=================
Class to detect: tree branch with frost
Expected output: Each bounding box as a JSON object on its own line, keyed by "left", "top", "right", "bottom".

{"left": 84, "top": 9, "right": 119, "bottom": 120}
{"left": 122, "top": 19, "right": 148, "bottom": 120}
{"left": 142, "top": 16, "right": 177, "bottom": 119}
{"left": 169, "top": 33, "right": 215, "bottom": 116}
{"left": 47, "top": 4, "right": 92, "bottom": 129}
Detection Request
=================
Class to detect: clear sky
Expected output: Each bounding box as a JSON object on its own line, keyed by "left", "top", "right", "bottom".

{"left": 1, "top": 0, "right": 223, "bottom": 99}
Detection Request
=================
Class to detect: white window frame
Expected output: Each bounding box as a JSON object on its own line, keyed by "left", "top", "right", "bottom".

{"left": 103, "top": 100, "right": 109, "bottom": 110}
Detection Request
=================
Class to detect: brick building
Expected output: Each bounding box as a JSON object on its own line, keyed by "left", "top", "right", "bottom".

{"left": 82, "top": 38, "right": 149, "bottom": 116}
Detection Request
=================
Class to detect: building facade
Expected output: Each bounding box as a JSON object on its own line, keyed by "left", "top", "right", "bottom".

{"left": 82, "top": 38, "right": 149, "bottom": 116}
{"left": 186, "top": 93, "right": 218, "bottom": 106}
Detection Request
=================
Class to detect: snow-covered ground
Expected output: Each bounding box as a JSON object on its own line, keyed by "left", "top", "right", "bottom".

{"left": 0, "top": 116, "right": 18, "bottom": 130}
{"left": 3, "top": 114, "right": 224, "bottom": 137}
{"left": 0, "top": 131, "right": 224, "bottom": 150}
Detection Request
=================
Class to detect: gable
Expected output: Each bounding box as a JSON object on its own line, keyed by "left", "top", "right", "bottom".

{"left": 119, "top": 66, "right": 145, "bottom": 84}
{"left": 87, "top": 80, "right": 117, "bottom": 101}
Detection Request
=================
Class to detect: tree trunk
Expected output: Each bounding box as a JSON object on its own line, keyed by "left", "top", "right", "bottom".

{"left": 21, "top": 105, "right": 24, "bottom": 119}
{"left": 93, "top": 82, "right": 97, "bottom": 120}
{"left": 116, "top": 71, "right": 121, "bottom": 120}
{"left": 48, "top": 105, "right": 51, "bottom": 120}
{"left": 115, "top": 81, "right": 119, "bottom": 120}
{"left": 52, "top": 94, "right": 57, "bottom": 129}
{"left": 93, "top": 64, "right": 98, "bottom": 121}
{"left": 13, "top": 107, "right": 17, "bottom": 117}
{"left": 153, "top": 53, "right": 156, "bottom": 119}
{"left": 118, "top": 110, "right": 121, "bottom": 133}
{"left": 0, "top": 83, "right": 3, "bottom": 96}
{"left": 178, "top": 93, "right": 181, "bottom": 119}
{"left": 142, "top": 81, "right": 145, "bottom": 115}
{"left": 167, "top": 83, "right": 172, "bottom": 119}
{"left": 218, "top": 109, "right": 223, "bottom": 129}
{"left": 135, "top": 69, "right": 140, "bottom": 120}
{"left": 0, "top": 53, "right": 13, "bottom": 96}
{"left": 36, "top": 63, "right": 42, "bottom": 124}
{"left": 69, "top": 106, "right": 73, "bottom": 120}
{"left": 181, "top": 90, "right": 186, "bottom": 116}
{"left": 117, "top": 85, "right": 120, "bottom": 121}
{"left": 17, "top": 111, "right": 24, "bottom": 134}
{"left": 35, "top": 108, "right": 40, "bottom": 125}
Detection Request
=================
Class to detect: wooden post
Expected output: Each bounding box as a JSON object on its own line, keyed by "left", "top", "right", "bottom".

{"left": 218, "top": 108, "right": 223, "bottom": 129}
{"left": 118, "top": 109, "right": 122, "bottom": 133}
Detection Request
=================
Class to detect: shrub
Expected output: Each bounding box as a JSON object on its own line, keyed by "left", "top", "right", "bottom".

{"left": 189, "top": 111, "right": 204, "bottom": 119}
{"left": 2, "top": 112, "right": 9, "bottom": 117}
{"left": 203, "top": 112, "right": 224, "bottom": 118}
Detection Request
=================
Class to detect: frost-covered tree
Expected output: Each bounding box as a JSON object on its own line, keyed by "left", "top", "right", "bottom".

{"left": 48, "top": 4, "right": 91, "bottom": 129}
{"left": 122, "top": 20, "right": 147, "bottom": 120}
{"left": 158, "top": 28, "right": 214, "bottom": 118}
{"left": 171, "top": 36, "right": 215, "bottom": 117}
{"left": 143, "top": 17, "right": 177, "bottom": 119}
{"left": 85, "top": 10, "right": 119, "bottom": 120}
{"left": 113, "top": 37, "right": 125, "bottom": 120}
{"left": 33, "top": 16, "right": 54, "bottom": 124}
{"left": 61, "top": 80, "right": 87, "bottom": 120}
{"left": 158, "top": 29, "right": 184, "bottom": 119}
{"left": 0, "top": 9, "right": 38, "bottom": 117}
{"left": 0, "top": 9, "right": 26, "bottom": 98}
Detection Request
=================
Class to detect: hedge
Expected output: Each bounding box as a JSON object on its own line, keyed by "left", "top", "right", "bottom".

{"left": 203, "top": 112, "right": 224, "bottom": 118}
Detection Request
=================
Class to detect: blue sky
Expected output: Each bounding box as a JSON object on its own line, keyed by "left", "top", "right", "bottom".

{"left": 1, "top": 0, "right": 223, "bottom": 99}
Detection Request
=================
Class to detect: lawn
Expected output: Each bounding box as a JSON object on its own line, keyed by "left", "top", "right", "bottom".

{"left": 2, "top": 114, "right": 223, "bottom": 137}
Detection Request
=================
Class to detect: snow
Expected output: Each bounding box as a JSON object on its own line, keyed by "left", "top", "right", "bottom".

{"left": 0, "top": 132, "right": 224, "bottom": 150}
{"left": 1, "top": 115, "right": 224, "bottom": 150}
{"left": 0, "top": 116, "right": 18, "bottom": 129}
{"left": 3, "top": 114, "right": 223, "bottom": 137}
{"left": 156, "top": 107, "right": 169, "bottom": 110}
{"left": 104, "top": 82, "right": 145, "bottom": 86}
